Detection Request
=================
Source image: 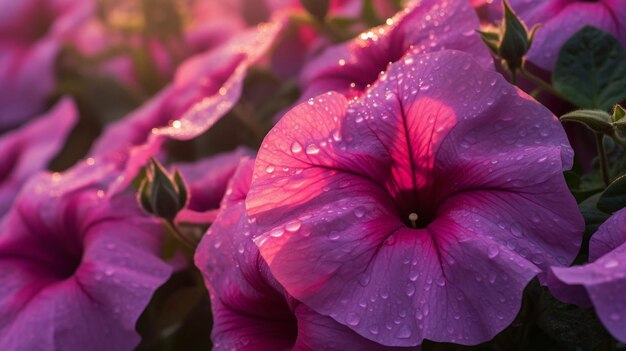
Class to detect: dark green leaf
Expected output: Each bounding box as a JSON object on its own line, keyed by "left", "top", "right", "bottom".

{"left": 536, "top": 290, "right": 613, "bottom": 350}
{"left": 553, "top": 26, "right": 626, "bottom": 110}
{"left": 597, "top": 174, "right": 626, "bottom": 213}
{"left": 560, "top": 109, "right": 613, "bottom": 134}
{"left": 580, "top": 193, "right": 611, "bottom": 237}
{"left": 477, "top": 30, "right": 500, "bottom": 55}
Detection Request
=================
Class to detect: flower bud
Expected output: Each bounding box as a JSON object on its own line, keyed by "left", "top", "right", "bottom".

{"left": 478, "top": 0, "right": 539, "bottom": 74}
{"left": 137, "top": 158, "right": 188, "bottom": 220}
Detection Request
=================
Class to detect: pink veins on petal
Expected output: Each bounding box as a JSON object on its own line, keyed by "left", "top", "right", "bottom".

{"left": 196, "top": 158, "right": 417, "bottom": 351}
{"left": 246, "top": 50, "right": 583, "bottom": 346}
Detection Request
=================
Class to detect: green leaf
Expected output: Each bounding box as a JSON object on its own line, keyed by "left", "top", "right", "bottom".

{"left": 477, "top": 30, "right": 500, "bottom": 55}
{"left": 536, "top": 289, "right": 613, "bottom": 350}
{"left": 580, "top": 193, "right": 611, "bottom": 237}
{"left": 560, "top": 109, "right": 613, "bottom": 134}
{"left": 597, "top": 174, "right": 626, "bottom": 213}
{"left": 553, "top": 26, "right": 626, "bottom": 111}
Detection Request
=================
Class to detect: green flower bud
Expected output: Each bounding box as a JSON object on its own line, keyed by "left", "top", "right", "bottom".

{"left": 137, "top": 158, "right": 189, "bottom": 221}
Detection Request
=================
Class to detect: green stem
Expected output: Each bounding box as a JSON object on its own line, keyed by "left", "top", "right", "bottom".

{"left": 164, "top": 219, "right": 196, "bottom": 249}
{"left": 519, "top": 67, "right": 564, "bottom": 100}
{"left": 510, "top": 69, "right": 517, "bottom": 85}
{"left": 595, "top": 133, "right": 610, "bottom": 186}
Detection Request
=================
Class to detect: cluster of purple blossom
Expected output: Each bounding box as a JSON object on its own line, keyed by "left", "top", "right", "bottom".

{"left": 1, "top": 0, "right": 625, "bottom": 350}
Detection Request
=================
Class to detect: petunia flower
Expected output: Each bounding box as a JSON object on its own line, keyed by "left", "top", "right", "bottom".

{"left": 91, "top": 22, "right": 282, "bottom": 157}
{"left": 0, "top": 98, "right": 77, "bottom": 217}
{"left": 549, "top": 207, "right": 626, "bottom": 343}
{"left": 299, "top": 0, "right": 493, "bottom": 101}
{"left": 479, "top": 0, "right": 625, "bottom": 71}
{"left": 0, "top": 161, "right": 172, "bottom": 350}
{"left": 246, "top": 50, "right": 583, "bottom": 346}
{"left": 195, "top": 158, "right": 416, "bottom": 351}
{"left": 0, "top": 0, "right": 88, "bottom": 131}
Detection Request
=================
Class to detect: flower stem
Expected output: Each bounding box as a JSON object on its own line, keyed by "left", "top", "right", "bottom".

{"left": 595, "top": 133, "right": 610, "bottom": 186}
{"left": 519, "top": 67, "right": 564, "bottom": 100}
{"left": 164, "top": 219, "right": 197, "bottom": 249}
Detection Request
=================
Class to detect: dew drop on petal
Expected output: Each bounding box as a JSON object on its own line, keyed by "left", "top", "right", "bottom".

{"left": 291, "top": 141, "right": 303, "bottom": 153}
{"left": 346, "top": 312, "right": 361, "bottom": 326}
{"left": 285, "top": 220, "right": 302, "bottom": 232}
{"left": 269, "top": 227, "right": 285, "bottom": 237}
{"left": 305, "top": 144, "right": 320, "bottom": 155}
{"left": 488, "top": 245, "right": 499, "bottom": 259}
{"left": 395, "top": 325, "right": 412, "bottom": 339}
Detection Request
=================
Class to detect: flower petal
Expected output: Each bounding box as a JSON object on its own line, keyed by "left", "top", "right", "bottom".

{"left": 247, "top": 50, "right": 582, "bottom": 346}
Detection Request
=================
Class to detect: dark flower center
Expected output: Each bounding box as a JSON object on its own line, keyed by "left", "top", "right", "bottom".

{"left": 395, "top": 189, "right": 437, "bottom": 229}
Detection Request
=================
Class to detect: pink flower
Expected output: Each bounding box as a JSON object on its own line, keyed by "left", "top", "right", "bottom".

{"left": 0, "top": 98, "right": 77, "bottom": 217}
{"left": 195, "top": 158, "right": 416, "bottom": 350}
{"left": 299, "top": 0, "right": 492, "bottom": 100}
{"left": 246, "top": 50, "right": 583, "bottom": 346}
{"left": 0, "top": 165, "right": 171, "bottom": 350}
{"left": 481, "top": 0, "right": 625, "bottom": 71}
{"left": 91, "top": 23, "right": 282, "bottom": 157}
{"left": 549, "top": 207, "right": 626, "bottom": 343}
{"left": 0, "top": 0, "right": 87, "bottom": 130}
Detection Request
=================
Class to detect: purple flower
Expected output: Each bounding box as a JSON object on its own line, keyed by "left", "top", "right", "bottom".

{"left": 0, "top": 163, "right": 172, "bottom": 350}
{"left": 195, "top": 158, "right": 416, "bottom": 350}
{"left": 549, "top": 207, "right": 626, "bottom": 343}
{"left": 0, "top": 0, "right": 87, "bottom": 130}
{"left": 299, "top": 0, "right": 492, "bottom": 100}
{"left": 0, "top": 98, "right": 77, "bottom": 217}
{"left": 246, "top": 50, "right": 583, "bottom": 346}
{"left": 482, "top": 0, "right": 625, "bottom": 71}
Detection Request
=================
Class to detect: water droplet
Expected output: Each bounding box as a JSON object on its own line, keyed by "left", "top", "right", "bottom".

{"left": 510, "top": 223, "right": 523, "bottom": 238}
{"left": 285, "top": 220, "right": 302, "bottom": 232}
{"left": 406, "top": 283, "right": 415, "bottom": 296}
{"left": 269, "top": 227, "right": 285, "bottom": 237}
{"left": 395, "top": 325, "right": 412, "bottom": 339}
{"left": 610, "top": 313, "right": 621, "bottom": 321}
{"left": 354, "top": 206, "right": 366, "bottom": 218}
{"left": 265, "top": 165, "right": 275, "bottom": 173}
{"left": 488, "top": 245, "right": 499, "bottom": 259}
{"left": 305, "top": 144, "right": 320, "bottom": 155}
{"left": 346, "top": 312, "right": 361, "bottom": 326}
{"left": 605, "top": 259, "right": 619, "bottom": 269}
{"left": 369, "top": 325, "right": 380, "bottom": 335}
{"left": 358, "top": 273, "right": 370, "bottom": 287}
{"left": 291, "top": 141, "right": 303, "bottom": 153}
